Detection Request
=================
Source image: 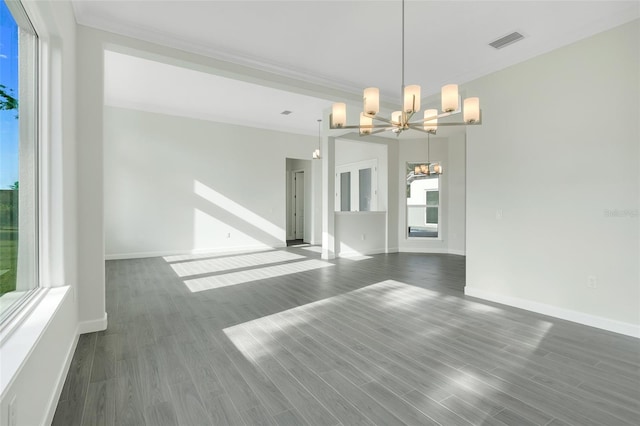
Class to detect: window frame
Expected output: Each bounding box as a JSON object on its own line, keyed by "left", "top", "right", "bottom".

{"left": 406, "top": 161, "right": 442, "bottom": 239}
{"left": 335, "top": 159, "right": 378, "bottom": 212}
{"left": 0, "top": 0, "right": 41, "bottom": 327}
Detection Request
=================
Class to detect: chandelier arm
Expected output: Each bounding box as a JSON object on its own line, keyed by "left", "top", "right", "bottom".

{"left": 413, "top": 110, "right": 457, "bottom": 124}
{"left": 369, "top": 129, "right": 389, "bottom": 135}
{"left": 405, "top": 110, "right": 415, "bottom": 123}
{"left": 406, "top": 126, "right": 435, "bottom": 135}
{"left": 407, "top": 120, "right": 482, "bottom": 129}
{"left": 410, "top": 109, "right": 483, "bottom": 125}
{"left": 330, "top": 124, "right": 396, "bottom": 130}
{"left": 368, "top": 115, "right": 396, "bottom": 125}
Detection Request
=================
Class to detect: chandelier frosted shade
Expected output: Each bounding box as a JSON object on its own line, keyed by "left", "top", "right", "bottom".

{"left": 363, "top": 87, "right": 380, "bottom": 116}
{"left": 424, "top": 109, "right": 438, "bottom": 133}
{"left": 403, "top": 85, "right": 421, "bottom": 113}
{"left": 463, "top": 97, "right": 480, "bottom": 123}
{"left": 331, "top": 103, "right": 346, "bottom": 128}
{"left": 360, "top": 113, "right": 373, "bottom": 135}
{"left": 392, "top": 111, "right": 402, "bottom": 124}
{"left": 441, "top": 84, "right": 459, "bottom": 112}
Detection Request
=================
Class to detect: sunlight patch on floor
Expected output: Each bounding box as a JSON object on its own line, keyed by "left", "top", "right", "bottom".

{"left": 339, "top": 253, "right": 373, "bottom": 261}
{"left": 221, "top": 279, "right": 553, "bottom": 415}
{"left": 170, "top": 250, "right": 304, "bottom": 278}
{"left": 163, "top": 248, "right": 274, "bottom": 263}
{"left": 300, "top": 246, "right": 322, "bottom": 254}
{"left": 183, "top": 259, "right": 333, "bottom": 292}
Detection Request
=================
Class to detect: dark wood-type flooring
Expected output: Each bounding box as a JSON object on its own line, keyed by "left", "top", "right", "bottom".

{"left": 53, "top": 247, "right": 640, "bottom": 425}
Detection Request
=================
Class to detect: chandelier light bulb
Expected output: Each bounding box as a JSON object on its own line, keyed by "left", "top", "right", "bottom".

{"left": 442, "top": 84, "right": 459, "bottom": 112}
{"left": 363, "top": 87, "right": 380, "bottom": 116}
{"left": 463, "top": 97, "right": 480, "bottom": 123}
{"left": 403, "top": 85, "right": 421, "bottom": 113}
{"left": 392, "top": 111, "right": 403, "bottom": 124}
{"left": 332, "top": 103, "right": 346, "bottom": 128}
{"left": 359, "top": 113, "right": 373, "bottom": 135}
{"left": 424, "top": 109, "right": 438, "bottom": 133}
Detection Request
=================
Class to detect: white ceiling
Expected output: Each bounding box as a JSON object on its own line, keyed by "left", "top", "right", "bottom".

{"left": 73, "top": 1, "right": 640, "bottom": 135}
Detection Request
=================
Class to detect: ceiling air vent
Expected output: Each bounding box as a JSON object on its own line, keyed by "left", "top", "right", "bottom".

{"left": 280, "top": 110, "right": 293, "bottom": 115}
{"left": 489, "top": 32, "right": 524, "bottom": 49}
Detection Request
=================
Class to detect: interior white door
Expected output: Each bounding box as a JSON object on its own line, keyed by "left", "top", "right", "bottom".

{"left": 294, "top": 171, "right": 304, "bottom": 239}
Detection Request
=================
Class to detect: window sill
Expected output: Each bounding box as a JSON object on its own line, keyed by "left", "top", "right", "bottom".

{"left": 0, "top": 286, "right": 72, "bottom": 398}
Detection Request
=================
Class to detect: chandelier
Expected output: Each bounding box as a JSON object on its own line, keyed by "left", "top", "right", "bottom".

{"left": 330, "top": 0, "right": 482, "bottom": 136}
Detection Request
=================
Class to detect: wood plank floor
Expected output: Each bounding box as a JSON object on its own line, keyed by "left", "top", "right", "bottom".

{"left": 53, "top": 247, "right": 640, "bottom": 425}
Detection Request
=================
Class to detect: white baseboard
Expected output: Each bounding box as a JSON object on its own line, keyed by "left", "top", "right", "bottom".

{"left": 338, "top": 248, "right": 387, "bottom": 258}
{"left": 43, "top": 326, "right": 79, "bottom": 426}
{"left": 398, "top": 247, "right": 465, "bottom": 256}
{"left": 78, "top": 313, "right": 108, "bottom": 334}
{"left": 386, "top": 247, "right": 399, "bottom": 253}
{"left": 464, "top": 286, "right": 640, "bottom": 338}
{"left": 105, "top": 244, "right": 287, "bottom": 260}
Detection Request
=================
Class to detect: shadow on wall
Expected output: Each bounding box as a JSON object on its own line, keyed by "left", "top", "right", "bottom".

{"left": 103, "top": 47, "right": 324, "bottom": 256}
{"left": 192, "top": 180, "right": 284, "bottom": 249}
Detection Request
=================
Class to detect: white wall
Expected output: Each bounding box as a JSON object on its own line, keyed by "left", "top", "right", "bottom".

{"left": 464, "top": 20, "right": 639, "bottom": 335}
{"left": 76, "top": 25, "right": 106, "bottom": 329}
{"left": 335, "top": 212, "right": 387, "bottom": 256}
{"left": 104, "top": 107, "right": 317, "bottom": 258}
{"left": 447, "top": 132, "right": 466, "bottom": 254}
{"left": 0, "top": 1, "right": 80, "bottom": 425}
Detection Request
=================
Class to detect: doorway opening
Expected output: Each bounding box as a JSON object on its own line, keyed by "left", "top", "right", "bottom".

{"left": 285, "top": 158, "right": 311, "bottom": 246}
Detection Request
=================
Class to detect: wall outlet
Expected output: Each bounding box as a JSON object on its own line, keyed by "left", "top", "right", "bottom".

{"left": 226, "top": 232, "right": 231, "bottom": 239}
{"left": 361, "top": 234, "right": 366, "bottom": 241}
{"left": 587, "top": 276, "right": 597, "bottom": 289}
{"left": 8, "top": 395, "right": 16, "bottom": 426}
{"left": 496, "top": 209, "right": 503, "bottom": 220}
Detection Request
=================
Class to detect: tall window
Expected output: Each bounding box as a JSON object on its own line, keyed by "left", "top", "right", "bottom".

{"left": 406, "top": 162, "right": 440, "bottom": 238}
{"left": 0, "top": 0, "right": 39, "bottom": 322}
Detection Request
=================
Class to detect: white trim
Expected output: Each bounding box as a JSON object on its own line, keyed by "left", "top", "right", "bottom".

{"left": 386, "top": 247, "right": 399, "bottom": 253}
{"left": 105, "top": 244, "right": 287, "bottom": 260}
{"left": 464, "top": 286, "right": 640, "bottom": 338}
{"left": 448, "top": 249, "right": 466, "bottom": 256}
{"left": 78, "top": 313, "right": 108, "bottom": 334}
{"left": 0, "top": 287, "right": 70, "bottom": 399}
{"left": 335, "top": 158, "right": 378, "bottom": 213}
{"left": 43, "top": 327, "right": 79, "bottom": 426}
{"left": 338, "top": 248, "right": 387, "bottom": 258}
{"left": 399, "top": 247, "right": 449, "bottom": 254}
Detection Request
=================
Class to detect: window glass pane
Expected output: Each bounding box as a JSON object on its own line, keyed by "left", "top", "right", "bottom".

{"left": 406, "top": 162, "right": 439, "bottom": 238}
{"left": 426, "top": 190, "right": 439, "bottom": 206}
{"left": 340, "top": 172, "right": 350, "bottom": 212}
{"left": 0, "top": 0, "right": 38, "bottom": 320}
{"left": 426, "top": 207, "right": 439, "bottom": 224}
{"left": 358, "top": 168, "right": 371, "bottom": 212}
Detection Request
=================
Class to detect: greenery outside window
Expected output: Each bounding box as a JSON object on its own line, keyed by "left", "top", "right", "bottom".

{"left": 0, "top": 0, "right": 39, "bottom": 323}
